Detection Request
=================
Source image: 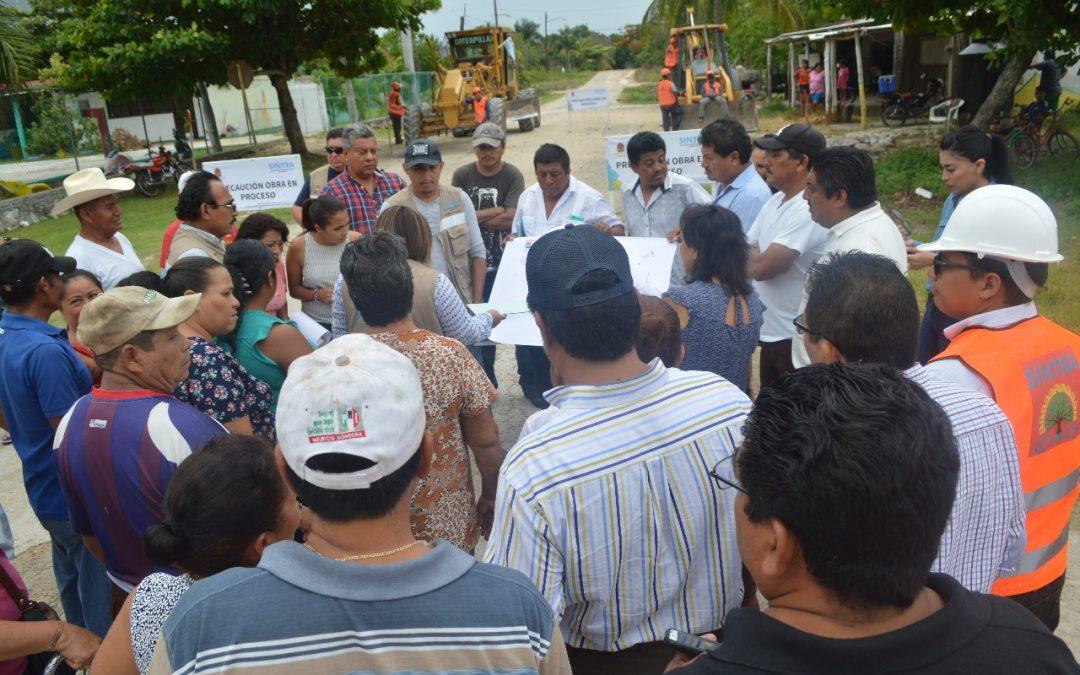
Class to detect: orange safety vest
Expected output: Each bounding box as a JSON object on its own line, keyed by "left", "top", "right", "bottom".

{"left": 474, "top": 95, "right": 488, "bottom": 123}
{"left": 664, "top": 45, "right": 679, "bottom": 69}
{"left": 703, "top": 79, "right": 723, "bottom": 96}
{"left": 932, "top": 315, "right": 1080, "bottom": 596}
{"left": 388, "top": 90, "right": 405, "bottom": 117}
{"left": 657, "top": 80, "right": 678, "bottom": 107}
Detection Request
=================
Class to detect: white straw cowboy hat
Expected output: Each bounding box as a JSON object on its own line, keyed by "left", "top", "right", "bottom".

{"left": 50, "top": 168, "right": 135, "bottom": 216}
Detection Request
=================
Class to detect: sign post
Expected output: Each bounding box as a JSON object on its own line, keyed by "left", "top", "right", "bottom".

{"left": 566, "top": 87, "right": 609, "bottom": 133}
{"left": 201, "top": 154, "right": 304, "bottom": 211}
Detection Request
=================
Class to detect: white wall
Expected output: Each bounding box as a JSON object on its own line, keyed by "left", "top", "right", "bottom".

{"left": 108, "top": 114, "right": 176, "bottom": 145}
{"left": 205, "top": 76, "right": 328, "bottom": 137}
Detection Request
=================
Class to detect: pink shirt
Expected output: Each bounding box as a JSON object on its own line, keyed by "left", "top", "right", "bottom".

{"left": 0, "top": 553, "right": 28, "bottom": 675}
{"left": 837, "top": 66, "right": 850, "bottom": 90}
{"left": 266, "top": 258, "right": 288, "bottom": 313}
{"left": 809, "top": 69, "right": 825, "bottom": 94}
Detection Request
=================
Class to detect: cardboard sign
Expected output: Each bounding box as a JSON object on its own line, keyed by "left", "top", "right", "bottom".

{"left": 202, "top": 154, "right": 304, "bottom": 211}
{"left": 604, "top": 129, "right": 708, "bottom": 192}
{"left": 568, "top": 87, "right": 610, "bottom": 111}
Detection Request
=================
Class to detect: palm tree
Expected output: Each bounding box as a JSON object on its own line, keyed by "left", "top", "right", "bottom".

{"left": 642, "top": 0, "right": 803, "bottom": 40}
{"left": 0, "top": 7, "right": 38, "bottom": 85}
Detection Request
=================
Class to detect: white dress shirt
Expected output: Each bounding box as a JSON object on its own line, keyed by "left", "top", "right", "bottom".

{"left": 513, "top": 176, "right": 623, "bottom": 236}
{"left": 792, "top": 202, "right": 910, "bottom": 367}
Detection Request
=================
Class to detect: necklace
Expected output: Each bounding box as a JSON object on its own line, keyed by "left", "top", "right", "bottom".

{"left": 304, "top": 540, "right": 423, "bottom": 561}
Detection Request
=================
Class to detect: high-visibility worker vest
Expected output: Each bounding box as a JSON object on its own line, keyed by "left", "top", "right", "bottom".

{"left": 388, "top": 90, "right": 405, "bottom": 117}
{"left": 703, "top": 79, "right": 723, "bottom": 96}
{"left": 475, "top": 95, "right": 488, "bottom": 124}
{"left": 657, "top": 80, "right": 678, "bottom": 107}
{"left": 664, "top": 46, "right": 678, "bottom": 68}
{"left": 932, "top": 315, "right": 1080, "bottom": 596}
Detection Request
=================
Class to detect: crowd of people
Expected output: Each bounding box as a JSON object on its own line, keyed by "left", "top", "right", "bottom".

{"left": 0, "top": 108, "right": 1077, "bottom": 675}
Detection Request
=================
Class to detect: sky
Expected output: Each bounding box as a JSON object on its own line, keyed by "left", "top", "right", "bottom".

{"left": 416, "top": 0, "right": 655, "bottom": 38}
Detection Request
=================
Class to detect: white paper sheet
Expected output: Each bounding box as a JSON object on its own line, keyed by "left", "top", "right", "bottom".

{"left": 290, "top": 311, "right": 331, "bottom": 347}
{"left": 487, "top": 235, "right": 676, "bottom": 346}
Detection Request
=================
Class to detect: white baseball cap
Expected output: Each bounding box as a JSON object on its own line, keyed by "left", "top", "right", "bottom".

{"left": 275, "top": 334, "right": 426, "bottom": 490}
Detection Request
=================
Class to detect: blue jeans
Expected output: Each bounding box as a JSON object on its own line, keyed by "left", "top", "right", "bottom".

{"left": 0, "top": 502, "right": 13, "bottom": 558}
{"left": 39, "top": 519, "right": 112, "bottom": 637}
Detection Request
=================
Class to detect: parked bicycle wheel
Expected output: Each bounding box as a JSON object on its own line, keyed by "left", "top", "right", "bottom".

{"left": 881, "top": 102, "right": 907, "bottom": 127}
{"left": 1047, "top": 129, "right": 1079, "bottom": 158}
{"left": 1008, "top": 131, "right": 1038, "bottom": 169}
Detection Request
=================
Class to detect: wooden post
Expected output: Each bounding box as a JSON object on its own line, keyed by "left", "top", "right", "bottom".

{"left": 788, "top": 42, "right": 796, "bottom": 107}
{"left": 824, "top": 40, "right": 834, "bottom": 117}
{"left": 854, "top": 32, "right": 868, "bottom": 130}
{"left": 766, "top": 42, "right": 773, "bottom": 101}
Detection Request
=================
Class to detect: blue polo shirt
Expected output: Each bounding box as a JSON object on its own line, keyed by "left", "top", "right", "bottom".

{"left": 0, "top": 311, "right": 92, "bottom": 521}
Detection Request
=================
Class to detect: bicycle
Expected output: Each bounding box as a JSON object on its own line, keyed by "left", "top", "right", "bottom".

{"left": 1003, "top": 109, "right": 1079, "bottom": 169}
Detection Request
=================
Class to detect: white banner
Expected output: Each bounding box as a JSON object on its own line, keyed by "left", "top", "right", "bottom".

{"left": 567, "top": 87, "right": 610, "bottom": 111}
{"left": 487, "top": 235, "right": 676, "bottom": 346}
{"left": 202, "top": 154, "right": 305, "bottom": 211}
{"left": 604, "top": 129, "right": 707, "bottom": 193}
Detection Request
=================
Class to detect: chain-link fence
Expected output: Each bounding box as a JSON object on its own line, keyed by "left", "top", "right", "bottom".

{"left": 319, "top": 72, "right": 436, "bottom": 126}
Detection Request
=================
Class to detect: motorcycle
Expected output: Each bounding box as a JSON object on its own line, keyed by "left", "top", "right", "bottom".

{"left": 122, "top": 144, "right": 192, "bottom": 197}
{"left": 880, "top": 75, "right": 945, "bottom": 127}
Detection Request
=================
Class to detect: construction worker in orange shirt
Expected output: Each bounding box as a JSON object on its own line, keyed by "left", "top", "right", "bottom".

{"left": 472, "top": 86, "right": 489, "bottom": 125}
{"left": 698, "top": 70, "right": 729, "bottom": 122}
{"left": 664, "top": 36, "right": 679, "bottom": 69}
{"left": 387, "top": 81, "right": 406, "bottom": 144}
{"left": 657, "top": 68, "right": 682, "bottom": 132}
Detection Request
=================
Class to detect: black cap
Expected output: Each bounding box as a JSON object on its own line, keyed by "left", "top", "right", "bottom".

{"left": 755, "top": 123, "right": 826, "bottom": 157}
{"left": 0, "top": 239, "right": 75, "bottom": 292}
{"left": 526, "top": 226, "right": 634, "bottom": 311}
{"left": 403, "top": 139, "right": 442, "bottom": 168}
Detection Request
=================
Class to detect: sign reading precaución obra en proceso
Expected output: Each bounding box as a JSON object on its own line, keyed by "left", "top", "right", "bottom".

{"left": 567, "top": 87, "right": 610, "bottom": 111}
{"left": 604, "top": 129, "right": 708, "bottom": 193}
{"left": 202, "top": 154, "right": 304, "bottom": 211}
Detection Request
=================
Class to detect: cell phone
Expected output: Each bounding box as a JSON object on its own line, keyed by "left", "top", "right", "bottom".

{"left": 664, "top": 628, "right": 717, "bottom": 656}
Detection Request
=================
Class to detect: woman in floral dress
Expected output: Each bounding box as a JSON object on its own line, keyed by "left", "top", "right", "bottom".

{"left": 162, "top": 257, "right": 276, "bottom": 440}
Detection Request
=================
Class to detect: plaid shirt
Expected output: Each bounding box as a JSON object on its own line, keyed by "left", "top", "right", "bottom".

{"left": 322, "top": 169, "right": 405, "bottom": 233}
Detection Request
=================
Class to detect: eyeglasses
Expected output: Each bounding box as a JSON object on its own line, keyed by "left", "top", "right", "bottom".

{"left": 932, "top": 254, "right": 981, "bottom": 277}
{"left": 325, "top": 146, "right": 345, "bottom": 155}
{"left": 207, "top": 200, "right": 236, "bottom": 211}
{"left": 709, "top": 454, "right": 748, "bottom": 495}
{"left": 792, "top": 313, "right": 827, "bottom": 342}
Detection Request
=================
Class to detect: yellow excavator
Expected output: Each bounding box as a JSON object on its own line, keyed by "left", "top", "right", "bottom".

{"left": 667, "top": 15, "right": 759, "bottom": 130}
{"left": 404, "top": 26, "right": 542, "bottom": 142}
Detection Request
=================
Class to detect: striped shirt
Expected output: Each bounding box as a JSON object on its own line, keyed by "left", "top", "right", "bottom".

{"left": 53, "top": 389, "right": 227, "bottom": 590}
{"left": 906, "top": 365, "right": 1027, "bottom": 592}
{"left": 322, "top": 169, "right": 405, "bottom": 233}
{"left": 150, "top": 540, "right": 570, "bottom": 674}
{"left": 483, "top": 359, "right": 751, "bottom": 651}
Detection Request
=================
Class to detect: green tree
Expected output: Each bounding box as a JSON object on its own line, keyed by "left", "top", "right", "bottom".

{"left": 0, "top": 7, "right": 39, "bottom": 84}
{"left": 37, "top": 0, "right": 438, "bottom": 156}
{"left": 825, "top": 0, "right": 1080, "bottom": 127}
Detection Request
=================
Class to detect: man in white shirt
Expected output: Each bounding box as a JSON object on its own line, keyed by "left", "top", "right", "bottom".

{"left": 621, "top": 131, "right": 709, "bottom": 284}
{"left": 513, "top": 143, "right": 623, "bottom": 237}
{"left": 791, "top": 146, "right": 908, "bottom": 368}
{"left": 747, "top": 124, "right": 827, "bottom": 386}
{"left": 52, "top": 168, "right": 145, "bottom": 289}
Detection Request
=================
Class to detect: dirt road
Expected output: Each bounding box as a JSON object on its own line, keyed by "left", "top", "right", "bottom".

{"left": 3, "top": 70, "right": 1079, "bottom": 654}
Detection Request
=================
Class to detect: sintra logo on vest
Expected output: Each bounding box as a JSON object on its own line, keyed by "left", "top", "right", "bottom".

{"left": 1026, "top": 348, "right": 1080, "bottom": 455}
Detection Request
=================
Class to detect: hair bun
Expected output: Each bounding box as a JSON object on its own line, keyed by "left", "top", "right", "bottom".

{"left": 143, "top": 520, "right": 191, "bottom": 565}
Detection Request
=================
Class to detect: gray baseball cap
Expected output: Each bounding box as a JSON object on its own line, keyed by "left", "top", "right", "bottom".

{"left": 472, "top": 122, "right": 506, "bottom": 148}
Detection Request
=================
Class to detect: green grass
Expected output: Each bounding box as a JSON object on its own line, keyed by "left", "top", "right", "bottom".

{"left": 520, "top": 69, "right": 597, "bottom": 104}
{"left": 14, "top": 186, "right": 294, "bottom": 275}
{"left": 618, "top": 83, "right": 657, "bottom": 105}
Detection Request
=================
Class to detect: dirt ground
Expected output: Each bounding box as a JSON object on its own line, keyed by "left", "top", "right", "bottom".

{"left": 2, "top": 69, "right": 1078, "bottom": 653}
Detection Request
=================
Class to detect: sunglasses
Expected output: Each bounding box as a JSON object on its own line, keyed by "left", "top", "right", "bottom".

{"left": 792, "top": 313, "right": 828, "bottom": 342}
{"left": 932, "top": 254, "right": 980, "bottom": 277}
{"left": 207, "top": 200, "right": 236, "bottom": 211}
{"left": 325, "top": 146, "right": 345, "bottom": 155}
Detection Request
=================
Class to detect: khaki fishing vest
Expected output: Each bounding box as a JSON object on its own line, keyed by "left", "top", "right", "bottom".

{"left": 309, "top": 165, "right": 331, "bottom": 197}
{"left": 165, "top": 226, "right": 226, "bottom": 267}
{"left": 341, "top": 259, "right": 442, "bottom": 335}
{"left": 384, "top": 186, "right": 473, "bottom": 302}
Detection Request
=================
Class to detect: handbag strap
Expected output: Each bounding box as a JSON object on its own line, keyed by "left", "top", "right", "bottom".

{"left": 0, "top": 558, "right": 33, "bottom": 613}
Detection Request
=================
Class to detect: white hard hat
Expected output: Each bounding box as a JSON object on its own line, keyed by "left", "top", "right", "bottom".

{"left": 917, "top": 184, "right": 1062, "bottom": 263}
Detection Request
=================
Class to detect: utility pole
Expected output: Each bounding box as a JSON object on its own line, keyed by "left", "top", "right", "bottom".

{"left": 544, "top": 12, "right": 548, "bottom": 67}
{"left": 492, "top": 0, "right": 498, "bottom": 27}
{"left": 401, "top": 28, "right": 418, "bottom": 108}
{"left": 461, "top": 1, "right": 466, "bottom": 30}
